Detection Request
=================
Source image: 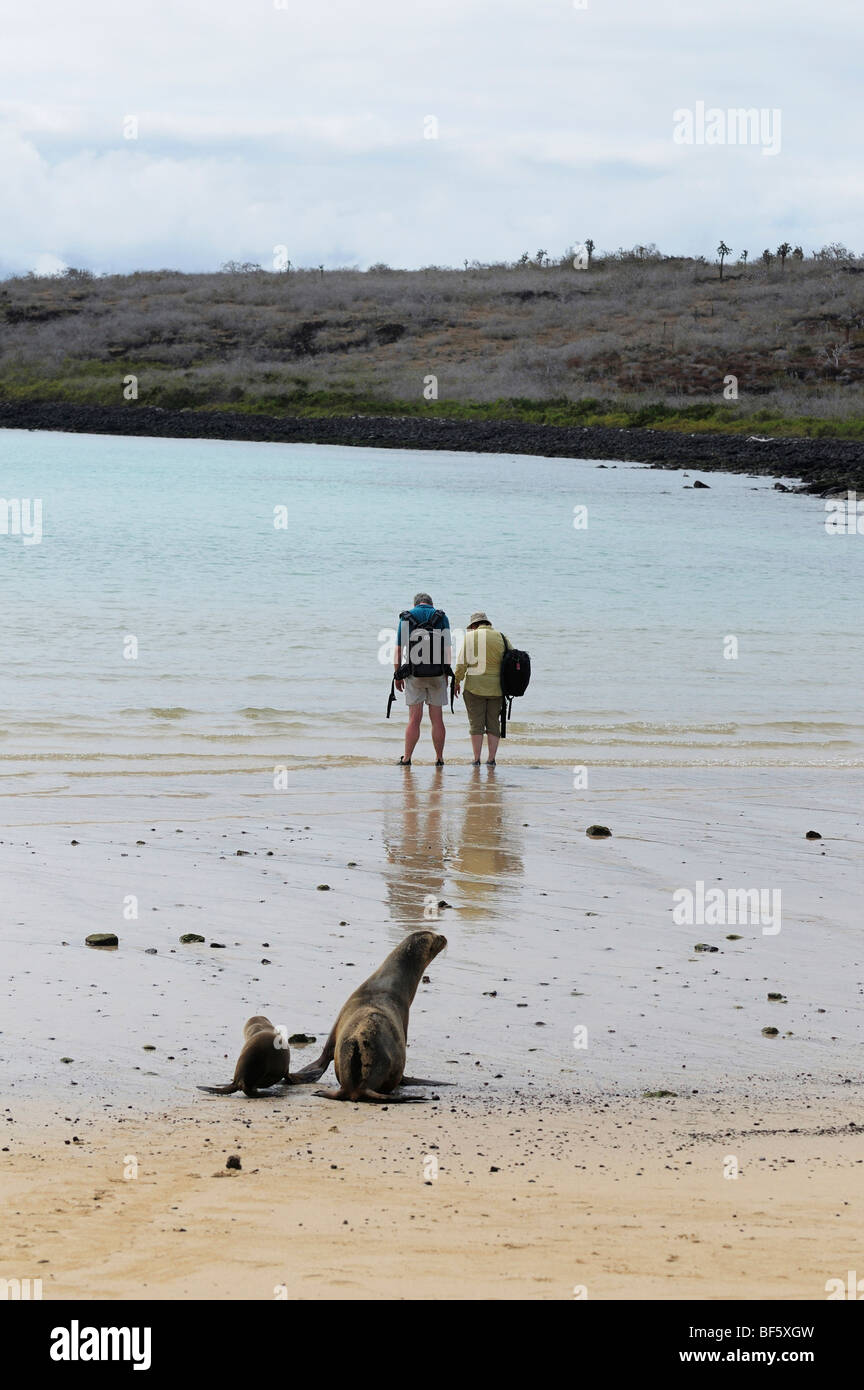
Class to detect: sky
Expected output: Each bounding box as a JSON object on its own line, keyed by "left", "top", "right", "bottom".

{"left": 1, "top": 0, "right": 862, "bottom": 276}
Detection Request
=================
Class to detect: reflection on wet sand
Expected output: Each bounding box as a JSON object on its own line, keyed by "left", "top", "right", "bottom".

{"left": 381, "top": 771, "right": 451, "bottom": 927}
{"left": 451, "top": 771, "right": 524, "bottom": 920}
{"left": 381, "top": 770, "right": 524, "bottom": 927}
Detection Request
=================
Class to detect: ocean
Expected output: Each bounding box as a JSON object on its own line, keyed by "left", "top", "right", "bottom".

{"left": 1, "top": 427, "right": 862, "bottom": 782}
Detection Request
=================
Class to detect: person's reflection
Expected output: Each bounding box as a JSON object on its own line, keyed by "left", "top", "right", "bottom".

{"left": 381, "top": 773, "right": 451, "bottom": 927}
{"left": 382, "top": 771, "right": 525, "bottom": 928}
{"left": 451, "top": 771, "right": 524, "bottom": 920}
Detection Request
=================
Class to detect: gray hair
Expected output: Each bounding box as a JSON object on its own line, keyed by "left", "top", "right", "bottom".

{"left": 413, "top": 591, "right": 433, "bottom": 606}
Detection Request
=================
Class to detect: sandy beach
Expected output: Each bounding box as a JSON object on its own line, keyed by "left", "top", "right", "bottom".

{"left": 4, "top": 1092, "right": 861, "bottom": 1301}
{"left": 2, "top": 762, "right": 862, "bottom": 1299}
{"left": 2, "top": 432, "right": 862, "bottom": 1301}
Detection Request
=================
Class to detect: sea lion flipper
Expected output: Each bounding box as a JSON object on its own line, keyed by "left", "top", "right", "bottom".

{"left": 399, "top": 1076, "right": 454, "bottom": 1087}
{"left": 363, "top": 1088, "right": 428, "bottom": 1104}
{"left": 197, "top": 1083, "right": 239, "bottom": 1095}
{"left": 289, "top": 1027, "right": 337, "bottom": 1083}
{"left": 313, "top": 1086, "right": 428, "bottom": 1104}
{"left": 286, "top": 1062, "right": 329, "bottom": 1085}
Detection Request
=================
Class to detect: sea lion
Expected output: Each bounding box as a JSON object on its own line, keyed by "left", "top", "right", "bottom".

{"left": 197, "top": 1015, "right": 322, "bottom": 1098}
{"left": 303, "top": 930, "right": 449, "bottom": 1103}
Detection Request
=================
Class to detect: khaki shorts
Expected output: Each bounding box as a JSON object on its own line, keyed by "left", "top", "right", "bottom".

{"left": 463, "top": 689, "right": 502, "bottom": 735}
{"left": 404, "top": 675, "right": 448, "bottom": 707}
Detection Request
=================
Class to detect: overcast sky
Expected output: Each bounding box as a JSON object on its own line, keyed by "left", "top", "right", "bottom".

{"left": 2, "top": 0, "right": 861, "bottom": 275}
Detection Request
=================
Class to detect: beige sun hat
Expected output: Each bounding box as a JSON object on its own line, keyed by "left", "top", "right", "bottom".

{"left": 467, "top": 611, "right": 491, "bottom": 626}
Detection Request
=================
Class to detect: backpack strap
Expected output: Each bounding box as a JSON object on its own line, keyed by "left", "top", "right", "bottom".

{"left": 386, "top": 675, "right": 396, "bottom": 719}
{"left": 500, "top": 633, "right": 510, "bottom": 738}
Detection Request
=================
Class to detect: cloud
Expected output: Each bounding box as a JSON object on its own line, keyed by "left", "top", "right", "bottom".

{"left": 1, "top": 0, "right": 862, "bottom": 274}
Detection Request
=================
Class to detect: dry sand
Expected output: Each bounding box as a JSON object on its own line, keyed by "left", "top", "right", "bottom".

{"left": 3, "top": 1094, "right": 862, "bottom": 1301}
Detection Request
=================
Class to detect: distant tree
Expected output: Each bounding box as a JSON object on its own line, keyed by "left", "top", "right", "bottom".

{"left": 815, "top": 242, "right": 853, "bottom": 262}
{"left": 517, "top": 251, "right": 531, "bottom": 267}
{"left": 62, "top": 266, "right": 95, "bottom": 282}
{"left": 717, "top": 240, "right": 731, "bottom": 280}
{"left": 585, "top": 238, "right": 595, "bottom": 267}
{"left": 535, "top": 249, "right": 548, "bottom": 267}
{"left": 739, "top": 249, "right": 749, "bottom": 267}
{"left": 792, "top": 246, "right": 804, "bottom": 262}
{"left": 220, "top": 260, "right": 262, "bottom": 273}
{"left": 777, "top": 242, "right": 791, "bottom": 270}
{"left": 762, "top": 248, "right": 773, "bottom": 269}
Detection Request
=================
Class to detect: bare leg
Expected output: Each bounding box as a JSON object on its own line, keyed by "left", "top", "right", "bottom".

{"left": 486, "top": 732, "right": 500, "bottom": 764}
{"left": 429, "top": 705, "right": 446, "bottom": 761}
{"left": 403, "top": 704, "right": 423, "bottom": 762}
{"left": 470, "top": 733, "right": 483, "bottom": 763}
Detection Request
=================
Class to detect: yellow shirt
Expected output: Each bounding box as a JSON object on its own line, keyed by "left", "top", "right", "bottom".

{"left": 454, "top": 628, "right": 506, "bottom": 696}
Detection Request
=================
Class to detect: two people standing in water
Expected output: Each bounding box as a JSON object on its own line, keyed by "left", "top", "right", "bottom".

{"left": 392, "top": 593, "right": 507, "bottom": 767}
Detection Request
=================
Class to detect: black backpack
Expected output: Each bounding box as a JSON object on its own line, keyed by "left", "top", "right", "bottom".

{"left": 499, "top": 635, "right": 531, "bottom": 737}
{"left": 397, "top": 608, "right": 449, "bottom": 678}
{"left": 386, "top": 609, "right": 454, "bottom": 718}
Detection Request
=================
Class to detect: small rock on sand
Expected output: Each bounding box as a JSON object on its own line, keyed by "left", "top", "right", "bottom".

{"left": 585, "top": 824, "right": 612, "bottom": 839}
{"left": 86, "top": 933, "right": 118, "bottom": 948}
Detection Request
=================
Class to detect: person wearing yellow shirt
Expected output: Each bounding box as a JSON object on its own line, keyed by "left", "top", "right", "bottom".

{"left": 453, "top": 611, "right": 506, "bottom": 766}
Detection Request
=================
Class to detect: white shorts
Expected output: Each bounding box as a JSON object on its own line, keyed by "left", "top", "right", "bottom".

{"left": 404, "top": 675, "right": 448, "bottom": 707}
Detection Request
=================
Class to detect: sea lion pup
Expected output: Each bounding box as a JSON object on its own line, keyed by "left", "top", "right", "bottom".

{"left": 305, "top": 930, "right": 449, "bottom": 1103}
{"left": 197, "top": 1015, "right": 322, "bottom": 1098}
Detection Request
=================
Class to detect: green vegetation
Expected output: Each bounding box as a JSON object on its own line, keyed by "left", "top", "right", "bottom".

{"left": 1, "top": 364, "right": 861, "bottom": 438}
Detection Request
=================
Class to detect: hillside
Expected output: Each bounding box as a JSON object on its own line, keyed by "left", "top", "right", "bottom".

{"left": 2, "top": 247, "right": 863, "bottom": 438}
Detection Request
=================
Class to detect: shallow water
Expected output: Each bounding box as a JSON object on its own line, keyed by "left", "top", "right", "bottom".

{"left": 2, "top": 428, "right": 862, "bottom": 778}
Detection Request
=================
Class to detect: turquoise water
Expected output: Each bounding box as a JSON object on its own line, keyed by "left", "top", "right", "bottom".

{"left": 1, "top": 427, "right": 862, "bottom": 770}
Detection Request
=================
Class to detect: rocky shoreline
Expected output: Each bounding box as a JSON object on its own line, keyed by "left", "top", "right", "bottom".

{"left": 1, "top": 399, "right": 861, "bottom": 492}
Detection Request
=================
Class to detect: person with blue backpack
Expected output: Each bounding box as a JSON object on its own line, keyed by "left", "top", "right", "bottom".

{"left": 387, "top": 592, "right": 452, "bottom": 767}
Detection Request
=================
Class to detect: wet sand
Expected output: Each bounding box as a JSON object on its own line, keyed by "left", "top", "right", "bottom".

{"left": 1, "top": 762, "right": 862, "bottom": 1297}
